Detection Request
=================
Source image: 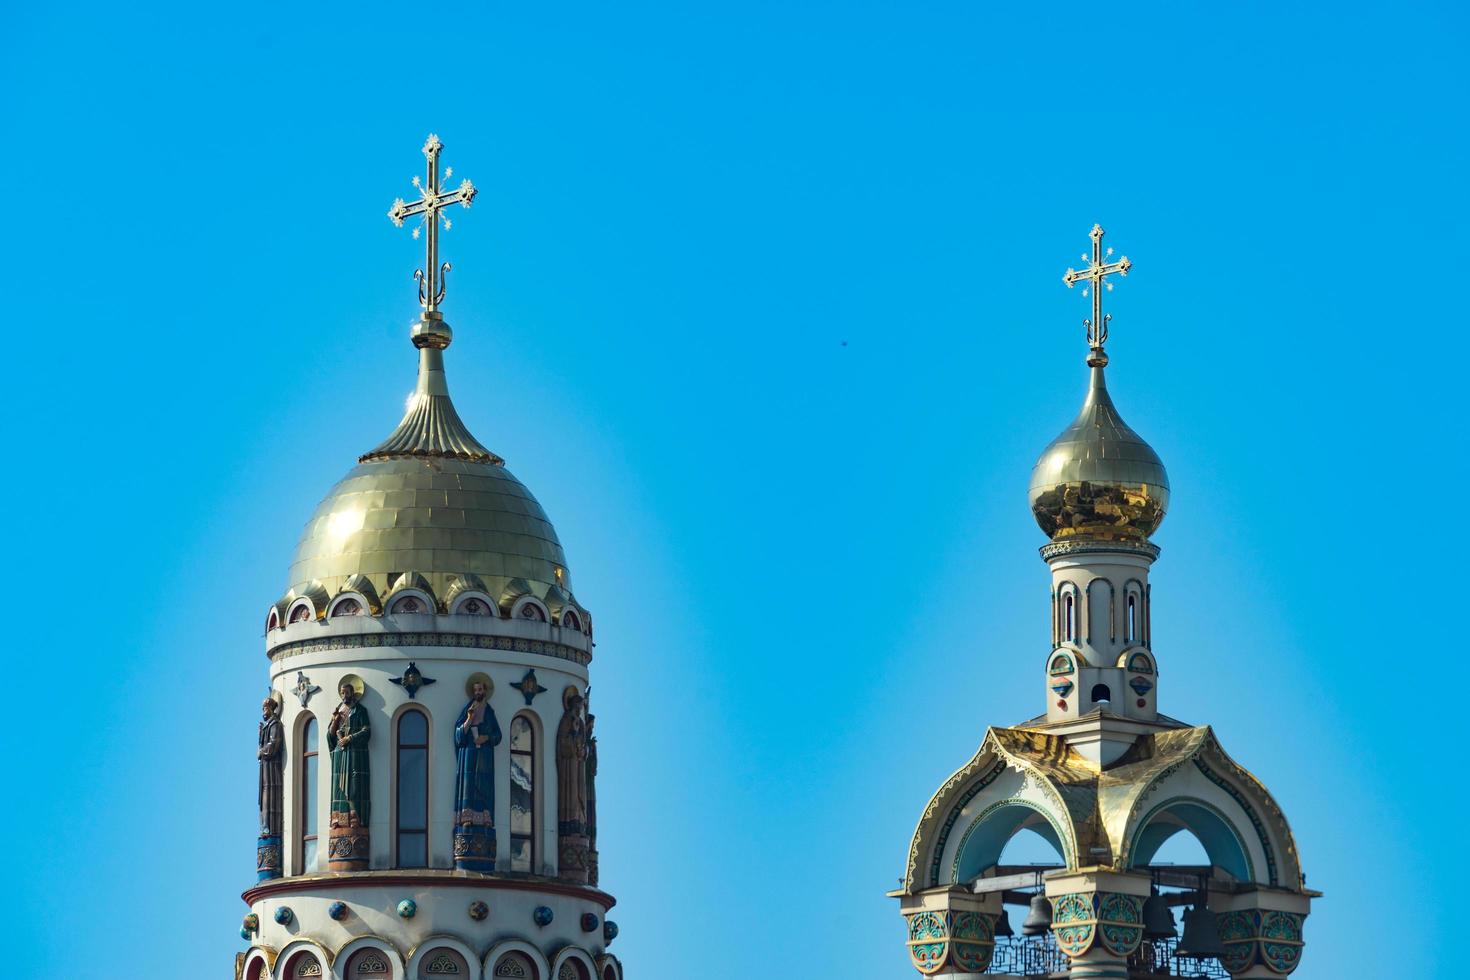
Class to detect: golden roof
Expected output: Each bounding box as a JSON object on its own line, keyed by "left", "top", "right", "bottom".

{"left": 283, "top": 316, "right": 570, "bottom": 607}
{"left": 1028, "top": 349, "right": 1169, "bottom": 541}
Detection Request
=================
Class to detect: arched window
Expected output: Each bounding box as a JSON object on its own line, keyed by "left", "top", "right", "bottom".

{"left": 289, "top": 603, "right": 313, "bottom": 624}
{"left": 493, "top": 953, "right": 536, "bottom": 979}
{"left": 396, "top": 709, "right": 429, "bottom": 867}
{"left": 516, "top": 600, "right": 547, "bottom": 622}
{"left": 332, "top": 597, "right": 364, "bottom": 617}
{"left": 1063, "top": 593, "right": 1075, "bottom": 642}
{"left": 391, "top": 595, "right": 427, "bottom": 615}
{"left": 1126, "top": 594, "right": 1137, "bottom": 643}
{"left": 562, "top": 610, "right": 582, "bottom": 631}
{"left": 1090, "top": 683, "right": 1112, "bottom": 704}
{"left": 300, "top": 717, "right": 320, "bottom": 873}
{"left": 458, "top": 597, "right": 492, "bottom": 616}
{"left": 557, "top": 960, "right": 589, "bottom": 980}
{"left": 509, "top": 715, "right": 535, "bottom": 873}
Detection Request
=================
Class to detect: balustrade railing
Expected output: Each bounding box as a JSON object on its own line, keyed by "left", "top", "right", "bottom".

{"left": 983, "top": 933, "right": 1229, "bottom": 978}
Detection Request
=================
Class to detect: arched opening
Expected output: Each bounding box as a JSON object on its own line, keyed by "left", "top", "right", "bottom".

{"left": 1131, "top": 800, "right": 1253, "bottom": 882}
{"left": 509, "top": 714, "right": 536, "bottom": 873}
{"left": 954, "top": 802, "right": 1068, "bottom": 883}
{"left": 1090, "top": 683, "right": 1112, "bottom": 705}
{"left": 418, "top": 947, "right": 470, "bottom": 977}
{"left": 457, "top": 596, "right": 493, "bottom": 616}
{"left": 299, "top": 716, "right": 320, "bottom": 873}
{"left": 1063, "top": 594, "right": 1075, "bottom": 642}
{"left": 396, "top": 708, "right": 429, "bottom": 867}
{"left": 331, "top": 596, "right": 364, "bottom": 617}
{"left": 1127, "top": 594, "right": 1137, "bottom": 643}
{"left": 244, "top": 956, "right": 267, "bottom": 980}
{"left": 492, "top": 952, "right": 537, "bottom": 979}
{"left": 600, "top": 968, "right": 616, "bottom": 980}
{"left": 289, "top": 602, "right": 313, "bottom": 624}
{"left": 346, "top": 947, "right": 391, "bottom": 977}
{"left": 557, "top": 960, "right": 590, "bottom": 980}
{"left": 391, "top": 594, "right": 428, "bottom": 615}
{"left": 285, "top": 952, "right": 325, "bottom": 979}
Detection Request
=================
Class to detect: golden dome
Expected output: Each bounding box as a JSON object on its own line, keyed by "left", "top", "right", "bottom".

{"left": 1028, "top": 350, "right": 1169, "bottom": 541}
{"left": 284, "top": 316, "right": 571, "bottom": 606}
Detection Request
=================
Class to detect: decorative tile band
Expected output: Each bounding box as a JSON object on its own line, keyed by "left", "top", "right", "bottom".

{"left": 270, "top": 631, "right": 591, "bottom": 668}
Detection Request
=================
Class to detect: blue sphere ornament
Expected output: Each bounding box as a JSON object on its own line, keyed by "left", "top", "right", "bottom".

{"left": 273, "top": 906, "right": 293, "bottom": 926}
{"left": 240, "top": 926, "right": 250, "bottom": 940}
{"left": 468, "top": 900, "right": 489, "bottom": 921}
{"left": 533, "top": 905, "right": 554, "bottom": 928}
{"left": 397, "top": 899, "right": 417, "bottom": 919}
{"left": 581, "top": 912, "right": 599, "bottom": 933}
{"left": 328, "top": 901, "right": 348, "bottom": 921}
{"left": 603, "top": 920, "right": 619, "bottom": 944}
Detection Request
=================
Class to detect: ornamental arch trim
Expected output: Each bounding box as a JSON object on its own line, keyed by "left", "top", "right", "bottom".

{"left": 331, "top": 937, "right": 404, "bottom": 978}
{"left": 276, "top": 939, "right": 332, "bottom": 980}
{"left": 593, "top": 955, "right": 622, "bottom": 980}
{"left": 242, "top": 947, "right": 276, "bottom": 980}
{"left": 449, "top": 590, "right": 499, "bottom": 617}
{"left": 484, "top": 940, "right": 550, "bottom": 980}
{"left": 549, "top": 947, "right": 597, "bottom": 980}
{"left": 406, "top": 935, "right": 480, "bottom": 980}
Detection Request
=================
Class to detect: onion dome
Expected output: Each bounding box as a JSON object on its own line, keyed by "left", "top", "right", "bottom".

{"left": 284, "top": 313, "right": 571, "bottom": 606}
{"left": 1028, "top": 348, "right": 1169, "bottom": 541}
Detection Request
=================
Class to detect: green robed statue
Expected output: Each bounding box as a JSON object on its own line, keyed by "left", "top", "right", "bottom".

{"left": 327, "top": 680, "right": 371, "bottom": 827}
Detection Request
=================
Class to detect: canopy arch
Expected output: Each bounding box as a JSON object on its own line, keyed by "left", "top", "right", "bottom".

{"left": 1129, "top": 797, "right": 1254, "bottom": 881}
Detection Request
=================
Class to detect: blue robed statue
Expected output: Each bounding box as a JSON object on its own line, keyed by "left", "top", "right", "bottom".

{"left": 453, "top": 675, "right": 502, "bottom": 871}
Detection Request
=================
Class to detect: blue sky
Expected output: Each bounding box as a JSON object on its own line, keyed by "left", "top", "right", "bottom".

{"left": 3, "top": 1, "right": 1462, "bottom": 977}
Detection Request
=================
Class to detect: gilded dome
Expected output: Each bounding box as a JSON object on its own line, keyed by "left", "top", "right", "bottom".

{"left": 1028, "top": 350, "right": 1169, "bottom": 541}
{"left": 286, "top": 456, "right": 569, "bottom": 604}
{"left": 284, "top": 315, "right": 571, "bottom": 606}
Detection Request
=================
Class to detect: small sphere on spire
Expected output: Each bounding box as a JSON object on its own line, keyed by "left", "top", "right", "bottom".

{"left": 411, "top": 312, "right": 453, "bottom": 350}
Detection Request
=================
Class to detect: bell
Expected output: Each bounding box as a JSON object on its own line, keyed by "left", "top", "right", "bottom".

{"left": 1021, "top": 892, "right": 1052, "bottom": 936}
{"left": 994, "top": 907, "right": 1014, "bottom": 938}
{"left": 1142, "top": 889, "right": 1176, "bottom": 940}
{"left": 1175, "top": 905, "right": 1226, "bottom": 959}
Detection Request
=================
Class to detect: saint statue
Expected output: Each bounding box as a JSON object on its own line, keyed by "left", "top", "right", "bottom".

{"left": 585, "top": 707, "right": 599, "bottom": 885}
{"left": 556, "top": 687, "right": 591, "bottom": 881}
{"left": 327, "top": 681, "right": 371, "bottom": 828}
{"left": 453, "top": 676, "right": 503, "bottom": 871}
{"left": 257, "top": 696, "right": 284, "bottom": 837}
{"left": 556, "top": 688, "right": 589, "bottom": 834}
{"left": 256, "top": 695, "right": 285, "bottom": 880}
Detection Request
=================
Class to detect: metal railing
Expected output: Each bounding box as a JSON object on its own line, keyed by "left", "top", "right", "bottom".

{"left": 982, "top": 934, "right": 1228, "bottom": 979}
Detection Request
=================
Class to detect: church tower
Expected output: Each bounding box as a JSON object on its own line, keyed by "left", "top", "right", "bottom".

{"left": 892, "top": 227, "right": 1316, "bottom": 979}
{"left": 239, "top": 136, "right": 622, "bottom": 980}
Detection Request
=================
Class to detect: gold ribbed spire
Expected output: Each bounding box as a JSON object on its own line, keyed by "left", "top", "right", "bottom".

{"left": 364, "top": 135, "right": 500, "bottom": 465}
{"left": 359, "top": 313, "right": 502, "bottom": 464}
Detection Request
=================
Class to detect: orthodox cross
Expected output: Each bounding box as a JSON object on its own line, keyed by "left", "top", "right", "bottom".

{"left": 1063, "top": 224, "right": 1132, "bottom": 350}
{"left": 387, "top": 133, "right": 478, "bottom": 313}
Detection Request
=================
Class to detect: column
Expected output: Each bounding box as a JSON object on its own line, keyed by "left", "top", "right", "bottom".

{"left": 1043, "top": 869, "right": 1151, "bottom": 980}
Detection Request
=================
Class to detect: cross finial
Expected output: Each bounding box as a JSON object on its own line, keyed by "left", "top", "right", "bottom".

{"left": 1063, "top": 223, "right": 1132, "bottom": 352}
{"left": 387, "top": 134, "right": 478, "bottom": 313}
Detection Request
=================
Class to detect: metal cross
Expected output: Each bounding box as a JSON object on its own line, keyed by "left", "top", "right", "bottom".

{"left": 1063, "top": 224, "right": 1132, "bottom": 350}
{"left": 387, "top": 133, "right": 478, "bottom": 313}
